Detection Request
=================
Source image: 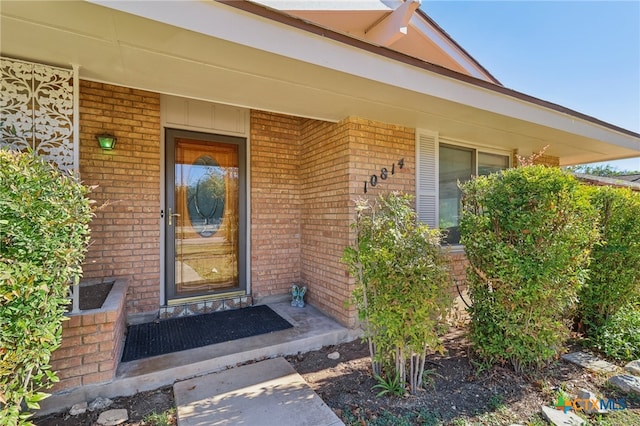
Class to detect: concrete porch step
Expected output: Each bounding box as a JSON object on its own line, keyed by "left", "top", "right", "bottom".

{"left": 115, "top": 302, "right": 361, "bottom": 392}
{"left": 37, "top": 302, "right": 360, "bottom": 415}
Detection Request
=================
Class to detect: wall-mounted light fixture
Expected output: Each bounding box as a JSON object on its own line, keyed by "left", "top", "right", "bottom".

{"left": 96, "top": 133, "right": 117, "bottom": 150}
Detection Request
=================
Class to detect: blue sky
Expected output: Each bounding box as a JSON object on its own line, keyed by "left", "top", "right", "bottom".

{"left": 423, "top": 1, "right": 640, "bottom": 171}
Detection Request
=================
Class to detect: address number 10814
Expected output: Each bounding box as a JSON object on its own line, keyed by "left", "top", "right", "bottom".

{"left": 364, "top": 158, "right": 404, "bottom": 193}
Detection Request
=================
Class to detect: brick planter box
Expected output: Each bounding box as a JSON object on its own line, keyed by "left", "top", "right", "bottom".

{"left": 50, "top": 278, "right": 128, "bottom": 393}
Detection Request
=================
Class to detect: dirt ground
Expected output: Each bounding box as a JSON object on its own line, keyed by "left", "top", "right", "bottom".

{"left": 32, "top": 386, "right": 175, "bottom": 426}
{"left": 288, "top": 330, "right": 640, "bottom": 425}
{"left": 33, "top": 327, "right": 640, "bottom": 426}
{"left": 78, "top": 282, "right": 113, "bottom": 311}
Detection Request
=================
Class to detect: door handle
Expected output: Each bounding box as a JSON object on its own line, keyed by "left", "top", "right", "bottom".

{"left": 168, "top": 208, "right": 180, "bottom": 226}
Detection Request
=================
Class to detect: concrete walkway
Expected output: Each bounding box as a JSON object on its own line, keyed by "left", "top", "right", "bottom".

{"left": 37, "top": 301, "right": 360, "bottom": 418}
{"left": 174, "top": 357, "right": 344, "bottom": 426}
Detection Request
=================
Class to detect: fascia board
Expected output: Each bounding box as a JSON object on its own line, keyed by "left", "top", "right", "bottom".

{"left": 254, "top": 0, "right": 394, "bottom": 11}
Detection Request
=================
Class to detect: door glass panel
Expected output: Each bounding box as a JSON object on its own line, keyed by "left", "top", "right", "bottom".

{"left": 174, "top": 138, "right": 239, "bottom": 297}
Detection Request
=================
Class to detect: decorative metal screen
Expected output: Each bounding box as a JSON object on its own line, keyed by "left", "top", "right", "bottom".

{"left": 0, "top": 57, "right": 75, "bottom": 171}
{"left": 1, "top": 57, "right": 80, "bottom": 311}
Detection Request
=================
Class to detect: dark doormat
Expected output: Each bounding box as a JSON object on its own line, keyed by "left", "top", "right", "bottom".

{"left": 121, "top": 305, "right": 293, "bottom": 362}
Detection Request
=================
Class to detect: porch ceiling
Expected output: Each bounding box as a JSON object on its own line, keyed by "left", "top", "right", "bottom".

{"left": 1, "top": 0, "right": 638, "bottom": 165}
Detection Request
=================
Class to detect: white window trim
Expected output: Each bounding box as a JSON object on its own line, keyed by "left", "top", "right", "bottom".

{"left": 416, "top": 129, "right": 512, "bottom": 241}
{"left": 439, "top": 136, "right": 513, "bottom": 174}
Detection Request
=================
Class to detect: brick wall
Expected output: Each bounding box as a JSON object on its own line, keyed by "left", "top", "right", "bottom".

{"left": 345, "top": 117, "right": 415, "bottom": 197}
{"left": 346, "top": 118, "right": 416, "bottom": 325}
{"left": 79, "top": 81, "right": 161, "bottom": 315}
{"left": 50, "top": 280, "right": 127, "bottom": 392}
{"left": 250, "top": 111, "right": 302, "bottom": 298}
{"left": 299, "top": 117, "right": 416, "bottom": 326}
{"left": 448, "top": 251, "right": 471, "bottom": 323}
{"left": 448, "top": 250, "right": 469, "bottom": 289}
{"left": 299, "top": 118, "right": 351, "bottom": 324}
{"left": 514, "top": 150, "right": 560, "bottom": 167}
{"left": 534, "top": 154, "right": 560, "bottom": 167}
{"left": 250, "top": 114, "right": 415, "bottom": 326}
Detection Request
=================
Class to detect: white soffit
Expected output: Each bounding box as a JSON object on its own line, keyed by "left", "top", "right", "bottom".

{"left": 253, "top": 0, "right": 494, "bottom": 82}
{"left": 1, "top": 0, "right": 638, "bottom": 165}
{"left": 408, "top": 15, "right": 489, "bottom": 81}
{"left": 86, "top": 2, "right": 637, "bottom": 142}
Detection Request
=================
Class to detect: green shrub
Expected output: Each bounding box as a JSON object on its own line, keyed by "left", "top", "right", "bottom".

{"left": 460, "top": 165, "right": 598, "bottom": 373}
{"left": 589, "top": 301, "right": 640, "bottom": 361}
{"left": 0, "top": 149, "right": 92, "bottom": 425}
{"left": 578, "top": 186, "right": 640, "bottom": 332}
{"left": 342, "top": 192, "right": 452, "bottom": 394}
{"left": 372, "top": 373, "right": 405, "bottom": 397}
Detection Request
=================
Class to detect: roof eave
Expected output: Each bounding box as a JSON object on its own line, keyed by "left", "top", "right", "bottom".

{"left": 216, "top": 0, "right": 638, "bottom": 140}
{"left": 3, "top": 0, "right": 636, "bottom": 165}
{"left": 413, "top": 7, "right": 502, "bottom": 85}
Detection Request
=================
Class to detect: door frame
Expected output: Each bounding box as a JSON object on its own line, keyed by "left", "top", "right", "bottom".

{"left": 163, "top": 128, "right": 247, "bottom": 304}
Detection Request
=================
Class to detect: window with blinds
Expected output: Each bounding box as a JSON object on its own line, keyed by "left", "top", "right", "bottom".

{"left": 416, "top": 130, "right": 510, "bottom": 244}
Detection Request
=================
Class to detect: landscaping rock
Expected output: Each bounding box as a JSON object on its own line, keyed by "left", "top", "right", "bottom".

{"left": 607, "top": 375, "right": 640, "bottom": 394}
{"left": 561, "top": 352, "right": 618, "bottom": 373}
{"left": 69, "top": 401, "right": 88, "bottom": 416}
{"left": 576, "top": 389, "right": 607, "bottom": 414}
{"left": 541, "top": 405, "right": 585, "bottom": 426}
{"left": 624, "top": 360, "right": 640, "bottom": 375}
{"left": 97, "top": 409, "right": 128, "bottom": 426}
{"left": 327, "top": 351, "right": 340, "bottom": 360}
{"left": 89, "top": 396, "right": 113, "bottom": 411}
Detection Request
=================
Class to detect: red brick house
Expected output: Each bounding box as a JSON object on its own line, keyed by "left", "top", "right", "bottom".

{"left": 2, "top": 0, "right": 639, "bottom": 394}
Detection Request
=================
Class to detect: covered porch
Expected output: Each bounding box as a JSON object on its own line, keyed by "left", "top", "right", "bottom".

{"left": 36, "top": 301, "right": 360, "bottom": 416}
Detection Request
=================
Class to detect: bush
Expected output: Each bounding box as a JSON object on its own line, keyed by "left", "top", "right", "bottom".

{"left": 342, "top": 193, "right": 452, "bottom": 394}
{"left": 588, "top": 301, "right": 640, "bottom": 362}
{"left": 460, "top": 165, "right": 598, "bottom": 373}
{"left": 0, "top": 149, "right": 92, "bottom": 425}
{"left": 578, "top": 186, "right": 640, "bottom": 332}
